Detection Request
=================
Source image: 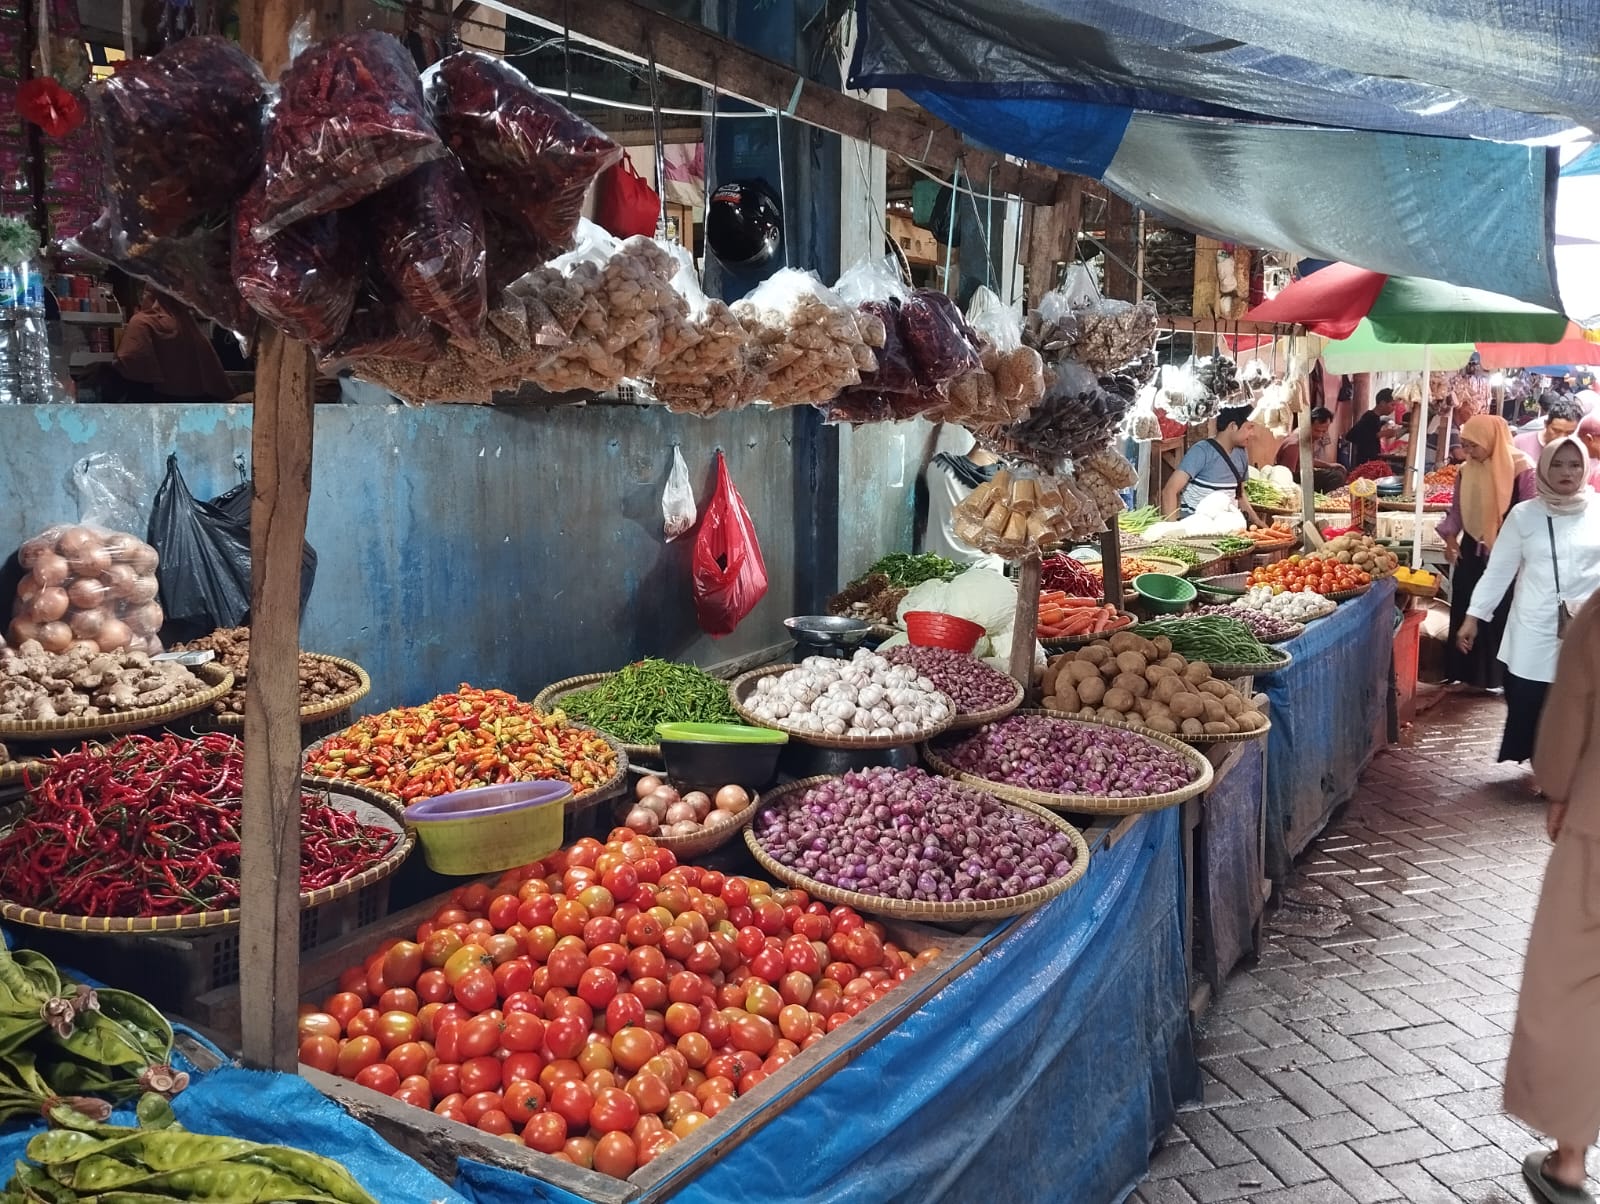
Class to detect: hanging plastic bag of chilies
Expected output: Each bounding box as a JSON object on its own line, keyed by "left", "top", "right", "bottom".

{"left": 89, "top": 35, "right": 269, "bottom": 247}
{"left": 902, "top": 289, "right": 981, "bottom": 386}
{"left": 828, "top": 256, "right": 921, "bottom": 423}
{"left": 232, "top": 173, "right": 358, "bottom": 350}
{"left": 365, "top": 155, "right": 487, "bottom": 339}
{"left": 424, "top": 51, "right": 622, "bottom": 273}
{"left": 253, "top": 28, "right": 446, "bottom": 240}
{"left": 319, "top": 281, "right": 446, "bottom": 371}
{"left": 73, "top": 213, "right": 257, "bottom": 336}
{"left": 691, "top": 451, "right": 768, "bottom": 637}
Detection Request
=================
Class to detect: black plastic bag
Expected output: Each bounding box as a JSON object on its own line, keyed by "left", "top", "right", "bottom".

{"left": 146, "top": 456, "right": 316, "bottom": 642}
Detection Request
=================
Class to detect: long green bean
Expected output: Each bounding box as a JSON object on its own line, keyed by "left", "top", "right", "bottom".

{"left": 1136, "top": 616, "right": 1282, "bottom": 664}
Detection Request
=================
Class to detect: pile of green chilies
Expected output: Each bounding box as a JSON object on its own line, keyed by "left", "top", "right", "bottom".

{"left": 1135, "top": 616, "right": 1282, "bottom": 665}
{"left": 559, "top": 658, "right": 742, "bottom": 745}
{"left": 1118, "top": 505, "right": 1162, "bottom": 534}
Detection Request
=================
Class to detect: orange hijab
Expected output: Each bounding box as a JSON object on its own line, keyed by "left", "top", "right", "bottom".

{"left": 1458, "top": 415, "right": 1530, "bottom": 549}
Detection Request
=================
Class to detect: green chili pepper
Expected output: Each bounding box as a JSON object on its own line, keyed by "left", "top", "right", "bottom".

{"left": 559, "top": 658, "right": 743, "bottom": 746}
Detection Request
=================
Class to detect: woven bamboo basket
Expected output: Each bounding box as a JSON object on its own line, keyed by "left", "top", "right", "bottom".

{"left": 0, "top": 759, "right": 43, "bottom": 787}
{"left": 743, "top": 775, "right": 1089, "bottom": 922}
{"left": 624, "top": 792, "right": 760, "bottom": 859}
{"left": 728, "top": 665, "right": 953, "bottom": 750}
{"left": 1047, "top": 702, "right": 1272, "bottom": 747}
{"left": 0, "top": 777, "right": 412, "bottom": 934}
{"left": 1259, "top": 622, "right": 1305, "bottom": 644}
{"left": 0, "top": 662, "right": 234, "bottom": 742}
{"left": 1205, "top": 647, "right": 1294, "bottom": 679}
{"left": 1323, "top": 583, "right": 1372, "bottom": 602}
{"left": 208, "top": 654, "right": 371, "bottom": 731}
{"left": 531, "top": 672, "right": 666, "bottom": 761}
{"left": 942, "top": 678, "right": 1025, "bottom": 733}
{"left": 1039, "top": 613, "right": 1138, "bottom": 651}
{"left": 921, "top": 710, "right": 1214, "bottom": 815}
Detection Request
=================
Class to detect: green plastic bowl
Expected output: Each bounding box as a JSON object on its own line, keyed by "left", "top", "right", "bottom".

{"left": 1133, "top": 572, "right": 1197, "bottom": 614}
{"left": 654, "top": 723, "right": 788, "bottom": 745}
{"left": 406, "top": 781, "right": 570, "bottom": 876}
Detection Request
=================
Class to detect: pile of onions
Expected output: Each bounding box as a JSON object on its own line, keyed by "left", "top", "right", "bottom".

{"left": 10, "top": 526, "right": 162, "bottom": 654}
{"left": 882, "top": 644, "right": 1017, "bottom": 714}
{"left": 753, "top": 766, "right": 1077, "bottom": 903}
{"left": 937, "top": 714, "right": 1195, "bottom": 798}
{"left": 622, "top": 774, "right": 750, "bottom": 839}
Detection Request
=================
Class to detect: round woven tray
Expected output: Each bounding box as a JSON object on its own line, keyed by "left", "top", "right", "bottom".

{"left": 1194, "top": 572, "right": 1251, "bottom": 598}
{"left": 1040, "top": 613, "right": 1138, "bottom": 651}
{"left": 1046, "top": 704, "right": 1272, "bottom": 747}
{"left": 0, "top": 759, "right": 44, "bottom": 787}
{"left": 743, "top": 775, "right": 1090, "bottom": 922}
{"left": 921, "top": 710, "right": 1214, "bottom": 815}
{"left": 210, "top": 654, "right": 371, "bottom": 731}
{"left": 1092, "top": 555, "right": 1192, "bottom": 580}
{"left": 1260, "top": 622, "right": 1305, "bottom": 644}
{"left": 1323, "top": 583, "right": 1373, "bottom": 602}
{"left": 1379, "top": 498, "right": 1450, "bottom": 513}
{"left": 0, "top": 776, "right": 413, "bottom": 934}
{"left": 303, "top": 723, "right": 629, "bottom": 806}
{"left": 943, "top": 678, "right": 1025, "bottom": 733}
{"left": 728, "top": 665, "right": 954, "bottom": 750}
{"left": 1260, "top": 501, "right": 1345, "bottom": 518}
{"left": 0, "top": 662, "right": 234, "bottom": 742}
{"left": 531, "top": 672, "right": 664, "bottom": 761}
{"left": 1206, "top": 647, "right": 1293, "bottom": 678}
{"left": 623, "top": 792, "right": 760, "bottom": 860}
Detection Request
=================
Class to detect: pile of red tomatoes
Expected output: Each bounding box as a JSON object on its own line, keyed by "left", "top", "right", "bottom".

{"left": 297, "top": 829, "right": 937, "bottom": 1180}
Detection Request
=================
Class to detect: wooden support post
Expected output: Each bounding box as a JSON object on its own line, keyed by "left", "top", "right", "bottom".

{"left": 1009, "top": 555, "right": 1042, "bottom": 689}
{"left": 1099, "top": 527, "right": 1123, "bottom": 603}
{"left": 1023, "top": 180, "right": 1082, "bottom": 307}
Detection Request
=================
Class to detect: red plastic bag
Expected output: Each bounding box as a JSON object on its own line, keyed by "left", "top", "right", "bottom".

{"left": 691, "top": 452, "right": 768, "bottom": 637}
{"left": 594, "top": 158, "right": 659, "bottom": 240}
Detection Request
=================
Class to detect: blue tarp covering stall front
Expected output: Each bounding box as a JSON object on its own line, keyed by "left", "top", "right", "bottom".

{"left": 850, "top": 0, "right": 1579, "bottom": 311}
{"left": 1258, "top": 580, "right": 1395, "bottom": 881}
{"left": 1197, "top": 736, "right": 1267, "bottom": 993}
{"left": 458, "top": 807, "right": 1199, "bottom": 1204}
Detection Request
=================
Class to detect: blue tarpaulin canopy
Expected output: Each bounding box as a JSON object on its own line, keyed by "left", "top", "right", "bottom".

{"left": 850, "top": 0, "right": 1589, "bottom": 313}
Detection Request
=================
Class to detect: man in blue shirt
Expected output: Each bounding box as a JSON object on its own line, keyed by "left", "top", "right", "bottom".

{"left": 1160, "top": 405, "right": 1264, "bottom": 523}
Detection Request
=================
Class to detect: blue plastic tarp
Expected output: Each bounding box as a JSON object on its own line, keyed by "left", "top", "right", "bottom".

{"left": 458, "top": 808, "right": 1198, "bottom": 1204}
{"left": 1197, "top": 736, "right": 1266, "bottom": 992}
{"left": 1258, "top": 580, "right": 1395, "bottom": 880}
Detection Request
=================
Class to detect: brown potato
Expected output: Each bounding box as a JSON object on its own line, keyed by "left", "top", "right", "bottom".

{"left": 1115, "top": 650, "right": 1148, "bottom": 676}
{"left": 1112, "top": 672, "right": 1149, "bottom": 698}
{"left": 1077, "top": 676, "right": 1106, "bottom": 706}
{"left": 1169, "top": 693, "right": 1204, "bottom": 721}
{"left": 1180, "top": 717, "right": 1205, "bottom": 735}
{"left": 1103, "top": 686, "right": 1135, "bottom": 712}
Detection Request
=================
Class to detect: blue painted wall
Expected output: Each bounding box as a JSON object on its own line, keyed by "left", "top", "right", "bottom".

{"left": 0, "top": 402, "right": 916, "bottom": 713}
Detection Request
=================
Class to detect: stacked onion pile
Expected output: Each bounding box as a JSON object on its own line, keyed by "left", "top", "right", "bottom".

{"left": 621, "top": 774, "right": 751, "bottom": 840}
{"left": 10, "top": 527, "right": 163, "bottom": 654}
{"left": 881, "top": 645, "right": 1016, "bottom": 715}
{"left": 938, "top": 713, "right": 1195, "bottom": 798}
{"left": 1190, "top": 604, "right": 1299, "bottom": 642}
{"left": 754, "top": 766, "right": 1078, "bottom": 904}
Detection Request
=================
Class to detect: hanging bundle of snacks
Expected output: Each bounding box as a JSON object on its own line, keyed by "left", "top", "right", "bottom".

{"left": 652, "top": 247, "right": 759, "bottom": 416}
{"left": 951, "top": 468, "right": 1092, "bottom": 557}
{"left": 735, "top": 269, "right": 877, "bottom": 407}
{"left": 1070, "top": 297, "right": 1158, "bottom": 375}
{"left": 979, "top": 362, "right": 1136, "bottom": 470}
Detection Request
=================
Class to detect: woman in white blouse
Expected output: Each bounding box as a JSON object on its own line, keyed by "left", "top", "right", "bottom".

{"left": 1459, "top": 437, "right": 1600, "bottom": 772}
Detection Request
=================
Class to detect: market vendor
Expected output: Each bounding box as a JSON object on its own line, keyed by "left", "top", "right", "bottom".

{"left": 1345, "top": 388, "right": 1401, "bottom": 465}
{"left": 1515, "top": 394, "right": 1583, "bottom": 461}
{"left": 922, "top": 425, "right": 1004, "bottom": 569}
{"left": 1274, "top": 407, "right": 1346, "bottom": 492}
{"left": 1160, "top": 405, "right": 1263, "bottom": 524}
{"left": 107, "top": 288, "right": 233, "bottom": 405}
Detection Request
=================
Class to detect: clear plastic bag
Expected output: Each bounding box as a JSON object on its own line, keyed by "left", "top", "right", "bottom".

{"left": 90, "top": 35, "right": 268, "bottom": 245}
{"left": 734, "top": 269, "right": 874, "bottom": 408}
{"left": 319, "top": 282, "right": 446, "bottom": 371}
{"left": 652, "top": 246, "right": 759, "bottom": 416}
{"left": 11, "top": 517, "right": 163, "bottom": 653}
{"left": 233, "top": 173, "right": 358, "bottom": 351}
{"left": 71, "top": 453, "right": 146, "bottom": 535}
{"left": 964, "top": 285, "right": 1044, "bottom": 422}
{"left": 75, "top": 213, "right": 257, "bottom": 336}
{"left": 662, "top": 445, "right": 696, "bottom": 541}
{"left": 901, "top": 289, "right": 980, "bottom": 386}
{"left": 425, "top": 51, "right": 622, "bottom": 267}
{"left": 366, "top": 155, "right": 487, "bottom": 340}
{"left": 254, "top": 29, "right": 445, "bottom": 239}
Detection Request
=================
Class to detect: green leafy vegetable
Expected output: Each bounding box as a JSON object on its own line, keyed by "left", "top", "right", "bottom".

{"left": 863, "top": 553, "right": 960, "bottom": 589}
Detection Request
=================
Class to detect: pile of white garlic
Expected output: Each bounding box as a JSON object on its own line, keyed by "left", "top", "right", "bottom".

{"left": 746, "top": 650, "right": 952, "bottom": 739}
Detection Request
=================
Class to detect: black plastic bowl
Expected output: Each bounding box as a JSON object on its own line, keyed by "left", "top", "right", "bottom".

{"left": 658, "top": 738, "right": 784, "bottom": 794}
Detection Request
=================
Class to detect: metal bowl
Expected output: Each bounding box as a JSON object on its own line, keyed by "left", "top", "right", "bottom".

{"left": 1375, "top": 475, "right": 1407, "bottom": 496}
{"left": 785, "top": 615, "right": 871, "bottom": 654}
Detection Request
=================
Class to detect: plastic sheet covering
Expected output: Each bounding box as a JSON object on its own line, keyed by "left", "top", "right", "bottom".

{"left": 851, "top": 0, "right": 1595, "bottom": 143}
{"left": 1259, "top": 579, "right": 1395, "bottom": 881}
{"left": 456, "top": 807, "right": 1198, "bottom": 1204}
{"left": 1197, "top": 735, "right": 1267, "bottom": 993}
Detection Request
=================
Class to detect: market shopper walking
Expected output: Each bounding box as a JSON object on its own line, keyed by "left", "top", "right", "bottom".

{"left": 1504, "top": 592, "right": 1600, "bottom": 1204}
{"left": 1439, "top": 415, "right": 1536, "bottom": 689}
{"left": 1458, "top": 437, "right": 1600, "bottom": 772}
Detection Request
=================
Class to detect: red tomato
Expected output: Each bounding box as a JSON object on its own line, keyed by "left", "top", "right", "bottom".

{"left": 544, "top": 1013, "right": 588, "bottom": 1061}
{"left": 487, "top": 893, "right": 522, "bottom": 931}
{"left": 454, "top": 967, "right": 498, "bottom": 1014}
{"left": 625, "top": 1070, "right": 670, "bottom": 1116}
{"left": 728, "top": 1014, "right": 776, "bottom": 1056}
{"left": 676, "top": 1031, "right": 711, "bottom": 1069}
{"left": 502, "top": 991, "right": 541, "bottom": 1017}
{"left": 502, "top": 1051, "right": 544, "bottom": 1084}
{"left": 625, "top": 913, "right": 665, "bottom": 948}
{"left": 460, "top": 1056, "right": 502, "bottom": 1096}
{"left": 336, "top": 1036, "right": 383, "bottom": 1079}
{"left": 605, "top": 993, "right": 646, "bottom": 1035}
{"left": 476, "top": 1108, "right": 513, "bottom": 1136}
{"left": 411, "top": 970, "right": 449, "bottom": 1006}
{"left": 546, "top": 946, "right": 588, "bottom": 990}
{"left": 583, "top": 915, "right": 624, "bottom": 947}
{"left": 611, "top": 1027, "right": 656, "bottom": 1074}
{"left": 492, "top": 959, "right": 532, "bottom": 1000}
{"left": 664, "top": 1002, "right": 701, "bottom": 1038}
{"left": 523, "top": 1111, "right": 567, "bottom": 1154}
{"left": 462, "top": 1090, "right": 504, "bottom": 1124}
{"left": 345, "top": 1008, "right": 381, "bottom": 1040}
{"left": 385, "top": 1041, "right": 431, "bottom": 1079}
{"left": 748, "top": 947, "right": 786, "bottom": 984}
{"left": 702, "top": 1092, "right": 733, "bottom": 1118}
{"left": 631, "top": 976, "right": 668, "bottom": 1011}
{"left": 483, "top": 934, "right": 522, "bottom": 966}
{"left": 501, "top": 1079, "right": 546, "bottom": 1125}
{"left": 744, "top": 983, "right": 781, "bottom": 1022}
{"left": 426, "top": 1061, "right": 461, "bottom": 1099}
{"left": 381, "top": 941, "right": 423, "bottom": 989}
{"left": 443, "top": 944, "right": 494, "bottom": 985}
{"left": 519, "top": 895, "right": 559, "bottom": 929}
{"left": 592, "top": 1130, "right": 638, "bottom": 1179}
{"left": 394, "top": 1076, "right": 433, "bottom": 1110}
{"left": 322, "top": 992, "right": 364, "bottom": 1028}
{"left": 355, "top": 1063, "right": 401, "bottom": 1095}
{"left": 577, "top": 967, "right": 620, "bottom": 1009}
{"left": 299, "top": 1035, "right": 339, "bottom": 1073}
{"left": 563, "top": 1135, "right": 597, "bottom": 1169}
{"left": 497, "top": 1011, "right": 543, "bottom": 1053}
{"left": 549, "top": 1079, "right": 595, "bottom": 1130}
{"left": 553, "top": 995, "right": 595, "bottom": 1027}
{"left": 589, "top": 1086, "right": 640, "bottom": 1136}
{"left": 699, "top": 1008, "right": 731, "bottom": 1048}
{"left": 421, "top": 929, "right": 463, "bottom": 969}
{"left": 375, "top": 1011, "right": 420, "bottom": 1052}
{"left": 601, "top": 863, "right": 639, "bottom": 898}
{"left": 452, "top": 1015, "right": 496, "bottom": 1060}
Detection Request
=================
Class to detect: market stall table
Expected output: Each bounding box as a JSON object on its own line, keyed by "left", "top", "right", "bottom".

{"left": 446, "top": 807, "right": 1197, "bottom": 1204}
{"left": 1257, "top": 578, "right": 1396, "bottom": 880}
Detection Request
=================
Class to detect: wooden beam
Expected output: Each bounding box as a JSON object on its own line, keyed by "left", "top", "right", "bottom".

{"left": 236, "top": 0, "right": 317, "bottom": 1073}
{"left": 1009, "top": 554, "right": 1042, "bottom": 688}
{"left": 1022, "top": 178, "right": 1082, "bottom": 307}
{"left": 479, "top": 0, "right": 1072, "bottom": 206}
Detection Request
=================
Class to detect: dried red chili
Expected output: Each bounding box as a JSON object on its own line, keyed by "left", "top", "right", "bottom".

{"left": 76, "top": 211, "right": 258, "bottom": 336}
{"left": 319, "top": 281, "right": 446, "bottom": 369}
{"left": 901, "top": 289, "right": 981, "bottom": 386}
{"left": 0, "top": 734, "right": 396, "bottom": 918}
{"left": 233, "top": 173, "right": 358, "bottom": 350}
{"left": 255, "top": 30, "right": 445, "bottom": 239}
{"left": 425, "top": 51, "right": 621, "bottom": 268}
{"left": 90, "top": 36, "right": 269, "bottom": 244}
{"left": 366, "top": 155, "right": 486, "bottom": 340}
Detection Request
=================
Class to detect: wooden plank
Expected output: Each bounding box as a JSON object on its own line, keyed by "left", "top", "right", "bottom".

{"left": 1099, "top": 526, "right": 1123, "bottom": 603}
{"left": 239, "top": 325, "right": 316, "bottom": 1071}
{"left": 1022, "top": 180, "right": 1082, "bottom": 306}
{"left": 483, "top": 0, "right": 1071, "bottom": 206}
{"left": 1009, "top": 554, "right": 1042, "bottom": 687}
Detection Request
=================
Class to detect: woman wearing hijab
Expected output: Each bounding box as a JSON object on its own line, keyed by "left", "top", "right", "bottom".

{"left": 1459, "top": 437, "right": 1600, "bottom": 772}
{"left": 1438, "top": 416, "right": 1536, "bottom": 688}
{"left": 110, "top": 288, "right": 233, "bottom": 404}
{"left": 1508, "top": 592, "right": 1600, "bottom": 1204}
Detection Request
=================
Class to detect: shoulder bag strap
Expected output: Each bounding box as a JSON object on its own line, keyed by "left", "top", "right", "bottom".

{"left": 1549, "top": 516, "right": 1564, "bottom": 597}
{"left": 1205, "top": 438, "right": 1247, "bottom": 495}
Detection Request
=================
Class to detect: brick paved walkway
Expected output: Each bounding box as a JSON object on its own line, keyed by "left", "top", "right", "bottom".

{"left": 1134, "top": 693, "right": 1559, "bottom": 1204}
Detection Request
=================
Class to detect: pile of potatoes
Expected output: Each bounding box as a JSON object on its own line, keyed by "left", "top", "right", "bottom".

{"left": 1040, "top": 630, "right": 1268, "bottom": 739}
{"left": 1317, "top": 534, "right": 1399, "bottom": 576}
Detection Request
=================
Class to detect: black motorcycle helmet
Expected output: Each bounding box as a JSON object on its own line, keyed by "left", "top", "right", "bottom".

{"left": 706, "top": 179, "right": 782, "bottom": 268}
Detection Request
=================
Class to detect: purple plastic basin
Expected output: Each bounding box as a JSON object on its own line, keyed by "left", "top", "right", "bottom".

{"left": 406, "top": 780, "right": 572, "bottom": 821}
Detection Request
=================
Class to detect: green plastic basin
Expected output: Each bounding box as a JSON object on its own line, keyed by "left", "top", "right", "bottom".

{"left": 654, "top": 723, "right": 788, "bottom": 745}
{"left": 1133, "top": 572, "right": 1197, "bottom": 614}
